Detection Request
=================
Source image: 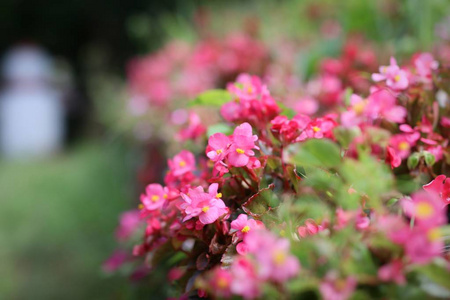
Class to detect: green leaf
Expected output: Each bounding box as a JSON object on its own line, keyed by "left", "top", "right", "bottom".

{"left": 206, "top": 123, "right": 233, "bottom": 137}
{"left": 242, "top": 184, "right": 279, "bottom": 217}
{"left": 189, "top": 89, "right": 232, "bottom": 107}
{"left": 287, "top": 139, "right": 341, "bottom": 168}
{"left": 415, "top": 263, "right": 450, "bottom": 290}
{"left": 277, "top": 102, "right": 296, "bottom": 119}
{"left": 340, "top": 154, "right": 393, "bottom": 209}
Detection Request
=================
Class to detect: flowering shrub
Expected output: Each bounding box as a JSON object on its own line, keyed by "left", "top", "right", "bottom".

{"left": 109, "top": 49, "right": 450, "bottom": 299}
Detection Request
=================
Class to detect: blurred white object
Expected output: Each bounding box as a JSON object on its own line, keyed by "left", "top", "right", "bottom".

{"left": 0, "top": 45, "right": 64, "bottom": 159}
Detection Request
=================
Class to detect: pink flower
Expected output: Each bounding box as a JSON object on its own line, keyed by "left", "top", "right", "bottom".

{"left": 413, "top": 52, "right": 438, "bottom": 87}
{"left": 355, "top": 211, "right": 370, "bottom": 230}
{"left": 231, "top": 214, "right": 264, "bottom": 240}
{"left": 180, "top": 184, "right": 228, "bottom": 224}
{"left": 140, "top": 184, "right": 168, "bottom": 211}
{"left": 244, "top": 230, "right": 300, "bottom": 282}
{"left": 297, "top": 219, "right": 323, "bottom": 238}
{"left": 389, "top": 134, "right": 413, "bottom": 159}
{"left": 271, "top": 114, "right": 310, "bottom": 143}
{"left": 319, "top": 273, "right": 357, "bottom": 300}
{"left": 378, "top": 260, "right": 406, "bottom": 285}
{"left": 341, "top": 94, "right": 368, "bottom": 127}
{"left": 115, "top": 210, "right": 141, "bottom": 241}
{"left": 365, "top": 90, "right": 407, "bottom": 123}
{"left": 372, "top": 57, "right": 409, "bottom": 90}
{"left": 402, "top": 191, "right": 446, "bottom": 228}
{"left": 227, "top": 73, "right": 264, "bottom": 101}
{"left": 168, "top": 150, "right": 196, "bottom": 177}
{"left": 423, "top": 175, "right": 450, "bottom": 207}
{"left": 102, "top": 250, "right": 128, "bottom": 273}
{"left": 209, "top": 268, "right": 233, "bottom": 298}
{"left": 206, "top": 133, "right": 230, "bottom": 162}
{"left": 386, "top": 146, "right": 401, "bottom": 169}
{"left": 404, "top": 226, "right": 443, "bottom": 264}
{"left": 228, "top": 123, "right": 259, "bottom": 167}
{"left": 294, "top": 97, "right": 319, "bottom": 115}
{"left": 296, "top": 116, "right": 337, "bottom": 141}
{"left": 441, "top": 116, "right": 450, "bottom": 128}
{"left": 229, "top": 257, "right": 261, "bottom": 299}
{"left": 176, "top": 112, "right": 206, "bottom": 141}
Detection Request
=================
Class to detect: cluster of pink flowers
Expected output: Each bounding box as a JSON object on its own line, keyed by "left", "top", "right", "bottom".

{"left": 201, "top": 230, "right": 300, "bottom": 299}
{"left": 220, "top": 74, "right": 281, "bottom": 128}
{"left": 109, "top": 43, "right": 450, "bottom": 299}
{"left": 128, "top": 34, "right": 268, "bottom": 108}
{"left": 206, "top": 122, "right": 260, "bottom": 174}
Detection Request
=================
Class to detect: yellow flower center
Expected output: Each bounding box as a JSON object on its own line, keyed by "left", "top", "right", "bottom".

{"left": 398, "top": 141, "right": 410, "bottom": 151}
{"left": 394, "top": 74, "right": 401, "bottom": 82}
{"left": 382, "top": 66, "right": 387, "bottom": 73}
{"left": 138, "top": 204, "right": 144, "bottom": 210}
{"left": 428, "top": 228, "right": 441, "bottom": 242}
{"left": 416, "top": 202, "right": 434, "bottom": 218}
{"left": 236, "top": 148, "right": 245, "bottom": 154}
{"left": 202, "top": 206, "right": 210, "bottom": 213}
{"left": 241, "top": 225, "right": 250, "bottom": 233}
{"left": 217, "top": 277, "right": 229, "bottom": 289}
{"left": 216, "top": 193, "right": 222, "bottom": 198}
{"left": 151, "top": 195, "right": 160, "bottom": 202}
{"left": 353, "top": 101, "right": 366, "bottom": 115}
{"left": 163, "top": 194, "right": 168, "bottom": 199}
{"left": 216, "top": 149, "right": 223, "bottom": 154}
{"left": 273, "top": 250, "right": 286, "bottom": 265}
{"left": 247, "top": 86, "right": 253, "bottom": 93}
{"left": 179, "top": 160, "right": 186, "bottom": 167}
{"left": 312, "top": 126, "right": 321, "bottom": 132}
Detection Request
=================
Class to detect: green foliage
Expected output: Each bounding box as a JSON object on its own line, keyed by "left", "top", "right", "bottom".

{"left": 242, "top": 185, "right": 280, "bottom": 217}
{"left": 287, "top": 139, "right": 342, "bottom": 169}
{"left": 206, "top": 123, "right": 233, "bottom": 137}
{"left": 189, "top": 89, "right": 232, "bottom": 107}
{"left": 340, "top": 154, "right": 393, "bottom": 209}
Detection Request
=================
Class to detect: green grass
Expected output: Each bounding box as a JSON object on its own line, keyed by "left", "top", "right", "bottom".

{"left": 0, "top": 141, "right": 137, "bottom": 299}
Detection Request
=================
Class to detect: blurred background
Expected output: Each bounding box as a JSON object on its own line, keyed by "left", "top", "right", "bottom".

{"left": 0, "top": 0, "right": 449, "bottom": 299}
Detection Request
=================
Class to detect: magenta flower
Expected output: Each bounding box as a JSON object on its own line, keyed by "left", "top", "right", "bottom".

{"left": 296, "top": 116, "right": 337, "bottom": 141}
{"left": 167, "top": 150, "right": 196, "bottom": 177}
{"left": 206, "top": 132, "right": 230, "bottom": 162}
{"left": 230, "top": 214, "right": 264, "bottom": 240}
{"left": 423, "top": 175, "right": 450, "bottom": 207}
{"left": 319, "top": 273, "right": 357, "bottom": 300}
{"left": 140, "top": 183, "right": 168, "bottom": 211}
{"left": 372, "top": 57, "right": 409, "bottom": 90}
{"left": 365, "top": 90, "right": 407, "bottom": 124}
{"left": 227, "top": 73, "right": 264, "bottom": 101}
{"left": 175, "top": 112, "right": 206, "bottom": 142}
{"left": 208, "top": 268, "right": 233, "bottom": 298}
{"left": 180, "top": 183, "right": 227, "bottom": 224}
{"left": 341, "top": 94, "right": 367, "bottom": 127}
{"left": 389, "top": 134, "right": 413, "bottom": 159}
{"left": 386, "top": 146, "right": 401, "bottom": 169}
{"left": 413, "top": 52, "right": 438, "bottom": 87}
{"left": 297, "top": 219, "right": 323, "bottom": 238}
{"left": 229, "top": 257, "right": 261, "bottom": 300}
{"left": 228, "top": 122, "right": 259, "bottom": 167}
{"left": 115, "top": 210, "right": 141, "bottom": 241}
{"left": 378, "top": 260, "right": 406, "bottom": 285}
{"left": 402, "top": 191, "right": 446, "bottom": 228}
{"left": 404, "top": 226, "right": 443, "bottom": 264}
{"left": 244, "top": 230, "right": 300, "bottom": 282}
